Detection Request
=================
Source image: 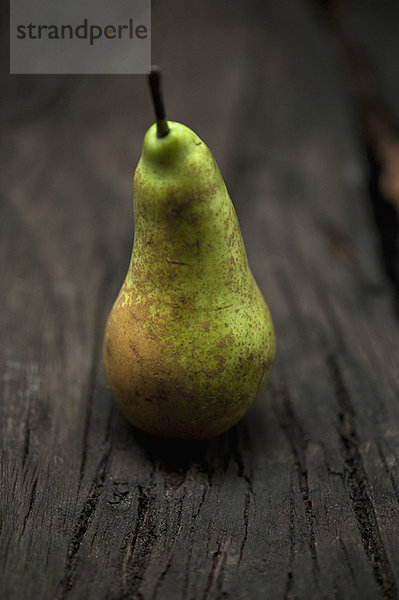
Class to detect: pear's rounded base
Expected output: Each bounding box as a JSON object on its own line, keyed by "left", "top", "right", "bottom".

{"left": 114, "top": 396, "right": 254, "bottom": 441}
{"left": 102, "top": 273, "right": 276, "bottom": 442}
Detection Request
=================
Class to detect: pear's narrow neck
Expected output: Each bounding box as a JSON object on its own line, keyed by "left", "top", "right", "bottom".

{"left": 129, "top": 182, "right": 252, "bottom": 305}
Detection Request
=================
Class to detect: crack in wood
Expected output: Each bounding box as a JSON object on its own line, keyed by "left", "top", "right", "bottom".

{"left": 327, "top": 355, "right": 397, "bottom": 599}
{"left": 192, "top": 483, "right": 208, "bottom": 522}
{"left": 376, "top": 441, "right": 399, "bottom": 509}
{"left": 238, "top": 489, "right": 251, "bottom": 567}
{"left": 119, "top": 483, "right": 157, "bottom": 600}
{"left": 202, "top": 541, "right": 228, "bottom": 600}
{"left": 150, "top": 478, "right": 188, "bottom": 599}
{"left": 338, "top": 535, "right": 357, "bottom": 588}
{"left": 56, "top": 448, "right": 111, "bottom": 600}
{"left": 151, "top": 494, "right": 185, "bottom": 599}
{"left": 180, "top": 481, "right": 209, "bottom": 599}
{"left": 19, "top": 477, "right": 37, "bottom": 540}
{"left": 273, "top": 385, "right": 320, "bottom": 580}
{"left": 229, "top": 428, "right": 254, "bottom": 566}
{"left": 22, "top": 404, "right": 31, "bottom": 469}
{"left": 150, "top": 557, "right": 173, "bottom": 600}
{"left": 284, "top": 491, "right": 296, "bottom": 600}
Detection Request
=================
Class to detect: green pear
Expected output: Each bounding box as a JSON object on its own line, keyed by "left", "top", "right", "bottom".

{"left": 103, "top": 69, "right": 275, "bottom": 439}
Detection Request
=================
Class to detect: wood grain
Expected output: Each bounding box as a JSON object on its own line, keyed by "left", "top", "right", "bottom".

{"left": 1, "top": 1, "right": 399, "bottom": 598}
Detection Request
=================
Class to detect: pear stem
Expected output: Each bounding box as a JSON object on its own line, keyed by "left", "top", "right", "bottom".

{"left": 148, "top": 66, "right": 170, "bottom": 138}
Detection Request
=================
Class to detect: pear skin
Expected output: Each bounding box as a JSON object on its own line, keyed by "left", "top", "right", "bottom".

{"left": 103, "top": 122, "right": 275, "bottom": 439}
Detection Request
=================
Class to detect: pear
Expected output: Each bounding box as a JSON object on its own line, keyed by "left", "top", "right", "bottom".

{"left": 103, "top": 67, "right": 275, "bottom": 439}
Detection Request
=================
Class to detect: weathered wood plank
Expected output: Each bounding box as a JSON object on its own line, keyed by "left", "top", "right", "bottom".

{"left": 1, "top": 1, "right": 399, "bottom": 599}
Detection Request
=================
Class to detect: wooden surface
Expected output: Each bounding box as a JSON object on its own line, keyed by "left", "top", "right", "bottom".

{"left": 2, "top": 1, "right": 399, "bottom": 598}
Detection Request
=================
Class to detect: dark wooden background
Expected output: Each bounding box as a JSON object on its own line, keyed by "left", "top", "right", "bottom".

{"left": 2, "top": 1, "right": 399, "bottom": 598}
